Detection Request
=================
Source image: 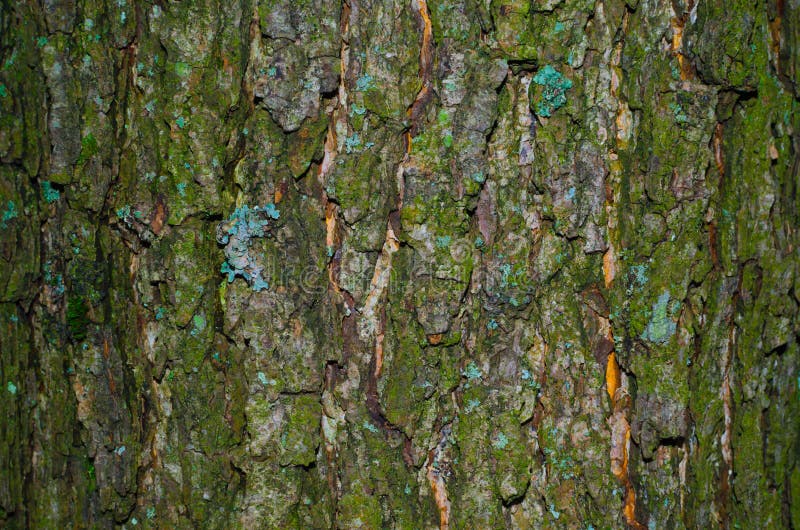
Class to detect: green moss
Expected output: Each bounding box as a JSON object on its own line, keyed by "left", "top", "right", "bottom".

{"left": 287, "top": 114, "right": 328, "bottom": 177}
{"left": 190, "top": 314, "right": 206, "bottom": 336}
{"left": 76, "top": 133, "right": 98, "bottom": 165}
{"left": 381, "top": 320, "right": 428, "bottom": 429}
{"left": 280, "top": 394, "right": 321, "bottom": 466}
{"left": 86, "top": 461, "right": 96, "bottom": 492}
{"left": 174, "top": 61, "right": 191, "bottom": 78}
{"left": 337, "top": 490, "right": 383, "bottom": 528}
{"left": 66, "top": 296, "right": 89, "bottom": 341}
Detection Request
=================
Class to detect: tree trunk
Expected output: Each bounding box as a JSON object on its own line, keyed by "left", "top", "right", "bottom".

{"left": 1, "top": 0, "right": 798, "bottom": 528}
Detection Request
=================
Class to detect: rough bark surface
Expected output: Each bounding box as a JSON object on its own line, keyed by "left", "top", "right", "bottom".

{"left": 1, "top": 0, "right": 799, "bottom": 528}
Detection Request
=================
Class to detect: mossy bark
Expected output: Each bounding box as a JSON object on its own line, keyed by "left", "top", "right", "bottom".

{"left": 1, "top": 0, "right": 799, "bottom": 528}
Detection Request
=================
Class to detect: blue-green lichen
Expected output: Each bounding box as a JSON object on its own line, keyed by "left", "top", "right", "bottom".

{"left": 263, "top": 203, "right": 280, "bottom": 220}
{"left": 668, "top": 102, "right": 688, "bottom": 125}
{"left": 217, "top": 204, "right": 280, "bottom": 292}
{"left": 464, "top": 398, "right": 481, "bottom": 413}
{"left": 462, "top": 362, "right": 482, "bottom": 381}
{"left": 641, "top": 291, "right": 677, "bottom": 344}
{"left": 493, "top": 432, "right": 509, "bottom": 450}
{"left": 531, "top": 65, "right": 573, "bottom": 118}
{"left": 630, "top": 264, "right": 649, "bottom": 288}
{"left": 43, "top": 261, "right": 65, "bottom": 296}
{"left": 345, "top": 133, "right": 361, "bottom": 154}
{"left": 355, "top": 73, "right": 375, "bottom": 91}
{"left": 41, "top": 181, "right": 60, "bottom": 203}
{"left": 1, "top": 200, "right": 18, "bottom": 227}
{"left": 363, "top": 421, "right": 380, "bottom": 434}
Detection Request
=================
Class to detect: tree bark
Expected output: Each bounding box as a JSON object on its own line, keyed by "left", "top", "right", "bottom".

{"left": 1, "top": 0, "right": 799, "bottom": 528}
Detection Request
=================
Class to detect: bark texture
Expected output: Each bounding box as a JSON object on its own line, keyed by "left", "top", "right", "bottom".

{"left": 1, "top": 0, "right": 799, "bottom": 528}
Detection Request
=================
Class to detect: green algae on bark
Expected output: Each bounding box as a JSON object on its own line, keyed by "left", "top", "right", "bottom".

{"left": 1, "top": 0, "right": 799, "bottom": 528}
